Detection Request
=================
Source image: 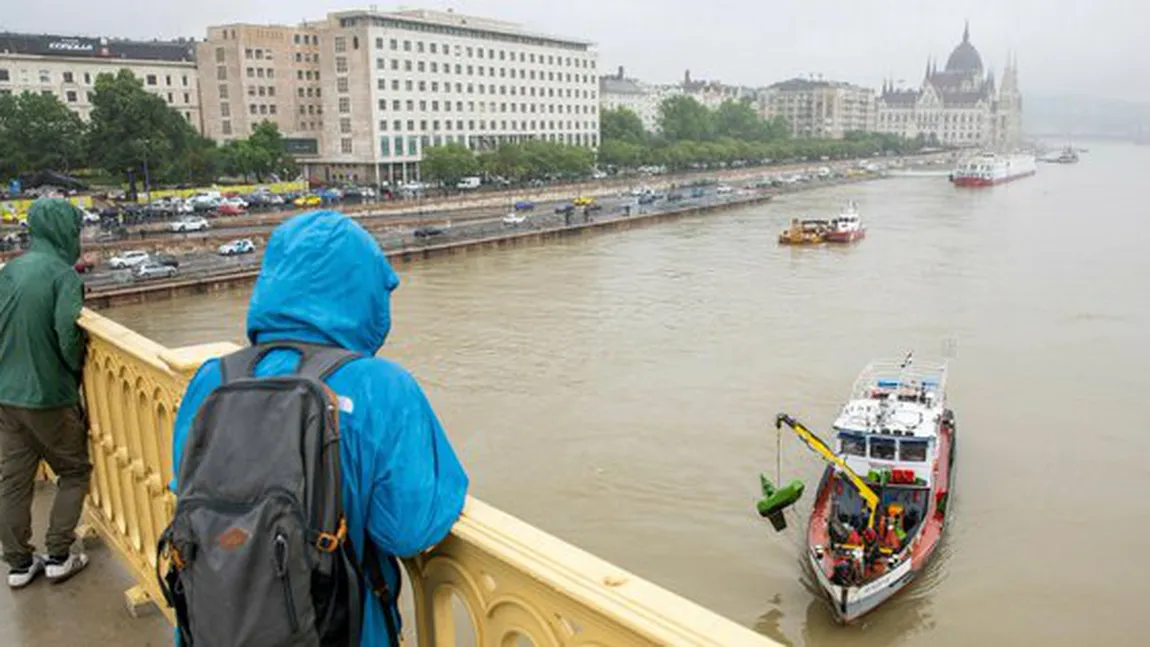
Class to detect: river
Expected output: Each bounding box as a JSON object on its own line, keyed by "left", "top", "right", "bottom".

{"left": 105, "top": 141, "right": 1150, "bottom": 646}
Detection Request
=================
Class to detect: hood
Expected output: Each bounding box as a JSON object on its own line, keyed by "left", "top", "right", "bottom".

{"left": 27, "top": 198, "right": 81, "bottom": 265}
{"left": 247, "top": 210, "right": 400, "bottom": 355}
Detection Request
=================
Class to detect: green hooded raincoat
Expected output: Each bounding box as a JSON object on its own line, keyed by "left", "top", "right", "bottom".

{"left": 0, "top": 198, "right": 86, "bottom": 409}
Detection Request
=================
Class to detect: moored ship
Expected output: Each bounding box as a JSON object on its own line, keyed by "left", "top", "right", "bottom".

{"left": 951, "top": 152, "right": 1037, "bottom": 187}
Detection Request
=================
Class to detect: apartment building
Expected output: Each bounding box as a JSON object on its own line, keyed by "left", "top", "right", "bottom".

{"left": 760, "top": 78, "right": 876, "bottom": 139}
{"left": 318, "top": 9, "right": 600, "bottom": 184}
{"left": 200, "top": 9, "right": 600, "bottom": 184}
{"left": 196, "top": 23, "right": 325, "bottom": 149}
{"left": 0, "top": 32, "right": 200, "bottom": 129}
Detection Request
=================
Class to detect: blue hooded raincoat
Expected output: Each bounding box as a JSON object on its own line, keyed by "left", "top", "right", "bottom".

{"left": 170, "top": 210, "right": 469, "bottom": 646}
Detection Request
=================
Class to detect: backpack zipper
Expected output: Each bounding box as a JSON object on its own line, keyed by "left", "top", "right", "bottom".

{"left": 273, "top": 531, "right": 301, "bottom": 634}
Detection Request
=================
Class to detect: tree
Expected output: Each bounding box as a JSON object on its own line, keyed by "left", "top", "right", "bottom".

{"left": 600, "top": 107, "right": 646, "bottom": 145}
{"left": 421, "top": 143, "right": 478, "bottom": 188}
{"left": 714, "top": 99, "right": 764, "bottom": 142}
{"left": 658, "top": 96, "right": 715, "bottom": 142}
{"left": 87, "top": 69, "right": 197, "bottom": 197}
{"left": 0, "top": 91, "right": 87, "bottom": 176}
{"left": 597, "top": 139, "right": 644, "bottom": 168}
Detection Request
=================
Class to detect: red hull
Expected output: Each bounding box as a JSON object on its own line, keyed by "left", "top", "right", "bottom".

{"left": 807, "top": 418, "right": 955, "bottom": 621}
{"left": 952, "top": 170, "right": 1036, "bottom": 187}
{"left": 824, "top": 229, "right": 866, "bottom": 243}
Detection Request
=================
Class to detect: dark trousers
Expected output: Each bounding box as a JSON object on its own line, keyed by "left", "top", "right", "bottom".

{"left": 0, "top": 404, "right": 92, "bottom": 565}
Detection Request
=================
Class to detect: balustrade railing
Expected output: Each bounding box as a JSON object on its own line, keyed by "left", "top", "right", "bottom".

{"left": 76, "top": 309, "right": 778, "bottom": 646}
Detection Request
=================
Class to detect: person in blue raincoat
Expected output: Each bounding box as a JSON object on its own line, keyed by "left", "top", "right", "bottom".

{"left": 170, "top": 210, "right": 469, "bottom": 646}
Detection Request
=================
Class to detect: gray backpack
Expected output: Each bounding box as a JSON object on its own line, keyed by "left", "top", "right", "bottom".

{"left": 157, "top": 342, "right": 395, "bottom": 647}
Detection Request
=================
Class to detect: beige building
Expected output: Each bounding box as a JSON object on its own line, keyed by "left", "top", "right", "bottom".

{"left": 759, "top": 78, "right": 876, "bottom": 139}
{"left": 200, "top": 9, "right": 600, "bottom": 184}
{"left": 0, "top": 32, "right": 200, "bottom": 129}
{"left": 196, "top": 23, "right": 324, "bottom": 149}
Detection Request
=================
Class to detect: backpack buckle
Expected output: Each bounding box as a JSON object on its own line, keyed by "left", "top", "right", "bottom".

{"left": 316, "top": 517, "right": 347, "bottom": 553}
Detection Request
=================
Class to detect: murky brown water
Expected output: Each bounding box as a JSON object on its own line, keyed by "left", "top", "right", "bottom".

{"left": 106, "top": 142, "right": 1150, "bottom": 646}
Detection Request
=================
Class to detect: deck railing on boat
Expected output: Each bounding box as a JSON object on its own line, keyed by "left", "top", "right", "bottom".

{"left": 74, "top": 309, "right": 779, "bottom": 646}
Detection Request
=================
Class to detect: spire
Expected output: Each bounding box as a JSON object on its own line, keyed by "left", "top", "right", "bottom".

{"left": 963, "top": 20, "right": 970, "bottom": 44}
{"left": 925, "top": 57, "right": 932, "bottom": 80}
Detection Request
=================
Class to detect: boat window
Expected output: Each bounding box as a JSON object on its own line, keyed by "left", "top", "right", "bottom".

{"left": 869, "top": 437, "right": 896, "bottom": 461}
{"left": 839, "top": 432, "right": 866, "bottom": 457}
{"left": 899, "top": 440, "right": 928, "bottom": 462}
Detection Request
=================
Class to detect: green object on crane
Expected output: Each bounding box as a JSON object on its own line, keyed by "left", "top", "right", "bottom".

{"left": 756, "top": 474, "right": 805, "bottom": 531}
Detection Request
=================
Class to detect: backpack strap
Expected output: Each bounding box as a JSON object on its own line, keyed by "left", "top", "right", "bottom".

{"left": 219, "top": 342, "right": 361, "bottom": 384}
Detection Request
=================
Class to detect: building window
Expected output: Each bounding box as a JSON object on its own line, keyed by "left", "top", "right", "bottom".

{"left": 250, "top": 104, "right": 257, "bottom": 114}
{"left": 294, "top": 34, "right": 301, "bottom": 44}
{"left": 393, "top": 100, "right": 400, "bottom": 110}
{"left": 337, "top": 77, "right": 349, "bottom": 93}
{"left": 65, "top": 90, "right": 77, "bottom": 102}
{"left": 406, "top": 100, "right": 414, "bottom": 111}
{"left": 392, "top": 80, "right": 400, "bottom": 91}
{"left": 390, "top": 39, "right": 398, "bottom": 50}
{"left": 260, "top": 105, "right": 268, "bottom": 115}
{"left": 334, "top": 37, "right": 347, "bottom": 53}
{"left": 215, "top": 47, "right": 225, "bottom": 63}
{"left": 405, "top": 80, "right": 413, "bottom": 91}
{"left": 408, "top": 137, "right": 417, "bottom": 156}
{"left": 245, "top": 48, "right": 253, "bottom": 59}
{"left": 341, "top": 138, "right": 353, "bottom": 154}
{"left": 417, "top": 61, "right": 425, "bottom": 72}
{"left": 166, "top": 75, "right": 172, "bottom": 85}
{"left": 167, "top": 93, "right": 174, "bottom": 103}
{"left": 407, "top": 119, "right": 415, "bottom": 131}
{"left": 339, "top": 97, "right": 350, "bottom": 113}
{"left": 269, "top": 105, "right": 277, "bottom": 115}
{"left": 222, "top": 120, "right": 232, "bottom": 135}
{"left": 403, "top": 40, "right": 411, "bottom": 52}
{"left": 246, "top": 68, "right": 254, "bottom": 78}
{"left": 404, "top": 61, "right": 412, "bottom": 72}
{"left": 336, "top": 57, "right": 348, "bottom": 73}
{"left": 340, "top": 117, "right": 351, "bottom": 133}
{"left": 63, "top": 71, "right": 74, "bottom": 83}
{"left": 266, "top": 88, "right": 274, "bottom": 98}
{"left": 220, "top": 102, "right": 230, "bottom": 117}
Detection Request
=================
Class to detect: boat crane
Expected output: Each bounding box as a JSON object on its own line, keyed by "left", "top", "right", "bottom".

{"left": 757, "top": 413, "right": 881, "bottom": 531}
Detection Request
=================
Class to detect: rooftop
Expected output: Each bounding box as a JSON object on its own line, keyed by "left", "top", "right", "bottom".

{"left": 328, "top": 8, "right": 594, "bottom": 49}
{"left": 0, "top": 32, "right": 196, "bottom": 62}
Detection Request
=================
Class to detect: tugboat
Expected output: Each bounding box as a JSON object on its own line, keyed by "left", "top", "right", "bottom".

{"left": 778, "top": 218, "right": 829, "bottom": 245}
{"left": 824, "top": 202, "right": 866, "bottom": 243}
{"left": 757, "top": 355, "right": 956, "bottom": 623}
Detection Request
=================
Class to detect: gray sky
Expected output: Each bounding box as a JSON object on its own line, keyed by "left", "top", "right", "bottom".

{"left": 4, "top": 0, "right": 1146, "bottom": 102}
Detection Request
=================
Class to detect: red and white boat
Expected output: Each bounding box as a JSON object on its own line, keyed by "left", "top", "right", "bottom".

{"left": 951, "top": 152, "right": 1037, "bottom": 187}
{"left": 775, "top": 356, "right": 956, "bottom": 623}
{"left": 824, "top": 202, "right": 866, "bottom": 243}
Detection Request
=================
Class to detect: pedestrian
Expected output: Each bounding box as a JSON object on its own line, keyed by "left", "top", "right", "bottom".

{"left": 0, "top": 198, "right": 91, "bottom": 588}
{"left": 165, "top": 210, "right": 468, "bottom": 646}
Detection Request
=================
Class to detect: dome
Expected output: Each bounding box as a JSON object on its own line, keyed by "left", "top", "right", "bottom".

{"left": 944, "top": 22, "right": 983, "bottom": 73}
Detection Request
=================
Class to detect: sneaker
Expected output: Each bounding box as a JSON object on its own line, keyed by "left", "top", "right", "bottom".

{"left": 45, "top": 553, "right": 88, "bottom": 584}
{"left": 8, "top": 556, "right": 45, "bottom": 589}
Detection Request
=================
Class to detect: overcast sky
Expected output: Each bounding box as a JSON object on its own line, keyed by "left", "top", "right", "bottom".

{"left": 3, "top": 0, "right": 1146, "bottom": 102}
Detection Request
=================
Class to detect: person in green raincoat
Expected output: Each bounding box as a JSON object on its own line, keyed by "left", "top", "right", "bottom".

{"left": 0, "top": 198, "right": 92, "bottom": 588}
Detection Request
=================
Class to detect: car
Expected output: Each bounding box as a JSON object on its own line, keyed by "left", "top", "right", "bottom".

{"left": 554, "top": 204, "right": 575, "bottom": 215}
{"left": 108, "top": 250, "right": 150, "bottom": 269}
{"left": 584, "top": 203, "right": 603, "bottom": 215}
{"left": 218, "top": 239, "right": 255, "bottom": 256}
{"left": 572, "top": 196, "right": 595, "bottom": 206}
{"left": 716, "top": 185, "right": 734, "bottom": 195}
{"left": 221, "top": 196, "right": 248, "bottom": 209}
{"left": 217, "top": 203, "right": 245, "bottom": 216}
{"left": 413, "top": 226, "right": 444, "bottom": 239}
{"left": 513, "top": 200, "right": 535, "bottom": 211}
{"left": 81, "top": 210, "right": 102, "bottom": 225}
{"left": 134, "top": 262, "right": 177, "bottom": 280}
{"left": 638, "top": 194, "right": 658, "bottom": 205}
{"left": 502, "top": 212, "right": 527, "bottom": 225}
{"left": 293, "top": 195, "right": 322, "bottom": 207}
{"left": 154, "top": 253, "right": 180, "bottom": 268}
{"left": 170, "top": 217, "right": 209, "bottom": 232}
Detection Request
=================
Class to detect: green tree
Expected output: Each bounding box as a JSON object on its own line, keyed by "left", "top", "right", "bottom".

{"left": 600, "top": 107, "right": 647, "bottom": 144}
{"left": 597, "top": 139, "right": 644, "bottom": 168}
{"left": 714, "top": 99, "right": 764, "bottom": 141}
{"left": 421, "top": 143, "right": 479, "bottom": 187}
{"left": 658, "top": 96, "right": 715, "bottom": 142}
{"left": 87, "top": 69, "right": 199, "bottom": 196}
{"left": 0, "top": 91, "right": 87, "bottom": 176}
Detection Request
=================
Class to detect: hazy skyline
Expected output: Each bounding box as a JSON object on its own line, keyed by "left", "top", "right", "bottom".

{"left": 2, "top": 0, "right": 1146, "bottom": 102}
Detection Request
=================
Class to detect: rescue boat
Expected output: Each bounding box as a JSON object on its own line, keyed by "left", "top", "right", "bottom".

{"left": 778, "top": 218, "right": 829, "bottom": 245}
{"left": 760, "top": 356, "right": 956, "bottom": 622}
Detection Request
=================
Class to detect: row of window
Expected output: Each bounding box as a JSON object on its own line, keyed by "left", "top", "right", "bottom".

{"left": 246, "top": 67, "right": 276, "bottom": 79}
{"left": 249, "top": 103, "right": 278, "bottom": 116}
{"left": 292, "top": 33, "right": 320, "bottom": 46}
{"left": 379, "top": 118, "right": 594, "bottom": 133}
{"left": 298, "top": 104, "right": 324, "bottom": 116}
{"left": 296, "top": 86, "right": 323, "bottom": 98}
{"left": 296, "top": 70, "right": 321, "bottom": 81}
{"left": 363, "top": 131, "right": 599, "bottom": 159}
{"left": 373, "top": 57, "right": 594, "bottom": 85}
{"left": 376, "top": 97, "right": 597, "bottom": 116}
{"left": 294, "top": 52, "right": 320, "bottom": 64}
{"left": 372, "top": 36, "right": 593, "bottom": 70}
{"left": 248, "top": 85, "right": 276, "bottom": 97}
{"left": 372, "top": 77, "right": 596, "bottom": 100}
{"left": 0, "top": 68, "right": 190, "bottom": 87}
